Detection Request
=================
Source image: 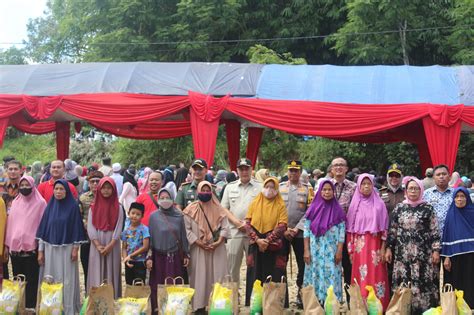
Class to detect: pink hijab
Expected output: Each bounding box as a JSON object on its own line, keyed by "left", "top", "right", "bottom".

{"left": 402, "top": 176, "right": 426, "bottom": 207}
{"left": 346, "top": 173, "right": 388, "bottom": 234}
{"left": 5, "top": 176, "right": 47, "bottom": 252}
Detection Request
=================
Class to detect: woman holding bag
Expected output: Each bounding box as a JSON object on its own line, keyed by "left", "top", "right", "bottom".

{"left": 183, "top": 181, "right": 230, "bottom": 314}
{"left": 346, "top": 173, "right": 390, "bottom": 309}
{"left": 36, "top": 179, "right": 87, "bottom": 315}
{"left": 244, "top": 177, "right": 289, "bottom": 307}
{"left": 303, "top": 179, "right": 346, "bottom": 303}
{"left": 441, "top": 186, "right": 474, "bottom": 306}
{"left": 147, "top": 187, "right": 190, "bottom": 315}
{"left": 385, "top": 176, "right": 440, "bottom": 314}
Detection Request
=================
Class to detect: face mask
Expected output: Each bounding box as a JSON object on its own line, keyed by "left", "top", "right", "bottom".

{"left": 158, "top": 199, "right": 173, "bottom": 209}
{"left": 263, "top": 188, "right": 277, "bottom": 199}
{"left": 19, "top": 188, "right": 33, "bottom": 196}
{"left": 198, "top": 192, "right": 212, "bottom": 203}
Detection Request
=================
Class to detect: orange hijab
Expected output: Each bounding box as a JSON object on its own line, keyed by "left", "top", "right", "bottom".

{"left": 246, "top": 177, "right": 288, "bottom": 234}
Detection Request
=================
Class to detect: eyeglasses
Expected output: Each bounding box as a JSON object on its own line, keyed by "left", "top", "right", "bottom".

{"left": 407, "top": 187, "right": 420, "bottom": 192}
{"left": 332, "top": 163, "right": 347, "bottom": 168}
{"left": 90, "top": 179, "right": 100, "bottom": 184}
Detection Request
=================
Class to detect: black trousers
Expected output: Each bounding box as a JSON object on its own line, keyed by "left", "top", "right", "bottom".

{"left": 11, "top": 253, "right": 40, "bottom": 309}
{"left": 3, "top": 262, "right": 8, "bottom": 280}
{"left": 125, "top": 261, "right": 147, "bottom": 285}
{"left": 80, "top": 242, "right": 90, "bottom": 290}
{"left": 290, "top": 237, "right": 305, "bottom": 289}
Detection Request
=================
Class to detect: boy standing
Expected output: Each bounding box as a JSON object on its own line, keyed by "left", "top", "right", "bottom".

{"left": 121, "top": 202, "right": 150, "bottom": 284}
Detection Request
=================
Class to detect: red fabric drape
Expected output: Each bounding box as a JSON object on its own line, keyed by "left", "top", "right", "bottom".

{"left": 56, "top": 122, "right": 70, "bottom": 160}
{"left": 61, "top": 94, "right": 189, "bottom": 125}
{"left": 226, "top": 97, "right": 430, "bottom": 137}
{"left": 74, "top": 122, "right": 82, "bottom": 133}
{"left": 189, "top": 92, "right": 228, "bottom": 166}
{"left": 224, "top": 120, "right": 241, "bottom": 171}
{"left": 90, "top": 120, "right": 191, "bottom": 140}
{"left": 23, "top": 95, "right": 62, "bottom": 120}
{"left": 246, "top": 127, "right": 264, "bottom": 168}
{"left": 421, "top": 104, "right": 464, "bottom": 173}
{"left": 0, "top": 118, "right": 9, "bottom": 147}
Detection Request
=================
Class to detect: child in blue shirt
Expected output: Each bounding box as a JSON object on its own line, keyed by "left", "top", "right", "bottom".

{"left": 121, "top": 202, "right": 150, "bottom": 284}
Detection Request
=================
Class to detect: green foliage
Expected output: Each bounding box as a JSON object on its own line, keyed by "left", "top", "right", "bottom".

{"left": 69, "top": 140, "right": 114, "bottom": 166}
{"left": 0, "top": 47, "right": 27, "bottom": 65}
{"left": 1, "top": 134, "right": 56, "bottom": 165}
{"left": 330, "top": 0, "right": 453, "bottom": 65}
{"left": 448, "top": 0, "right": 474, "bottom": 64}
{"left": 258, "top": 130, "right": 300, "bottom": 173}
{"left": 247, "top": 45, "right": 306, "bottom": 65}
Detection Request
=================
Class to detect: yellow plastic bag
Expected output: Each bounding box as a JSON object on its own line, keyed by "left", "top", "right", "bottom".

{"left": 423, "top": 307, "right": 443, "bottom": 315}
{"left": 365, "top": 286, "right": 383, "bottom": 315}
{"left": 324, "top": 285, "right": 341, "bottom": 315}
{"left": 250, "top": 280, "right": 263, "bottom": 315}
{"left": 209, "top": 283, "right": 233, "bottom": 315}
{"left": 38, "top": 282, "right": 63, "bottom": 315}
{"left": 163, "top": 287, "right": 195, "bottom": 315}
{"left": 116, "top": 297, "right": 149, "bottom": 315}
{"left": 455, "top": 290, "right": 471, "bottom": 315}
{"left": 0, "top": 279, "right": 22, "bottom": 314}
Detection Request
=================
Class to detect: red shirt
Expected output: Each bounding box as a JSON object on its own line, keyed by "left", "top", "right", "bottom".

{"left": 38, "top": 179, "right": 78, "bottom": 203}
{"left": 135, "top": 192, "right": 158, "bottom": 227}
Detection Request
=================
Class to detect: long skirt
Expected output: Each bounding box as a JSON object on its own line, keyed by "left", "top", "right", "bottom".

{"left": 445, "top": 253, "right": 474, "bottom": 307}
{"left": 350, "top": 233, "right": 390, "bottom": 310}
{"left": 39, "top": 243, "right": 81, "bottom": 315}
{"left": 245, "top": 235, "right": 289, "bottom": 307}
{"left": 149, "top": 250, "right": 187, "bottom": 315}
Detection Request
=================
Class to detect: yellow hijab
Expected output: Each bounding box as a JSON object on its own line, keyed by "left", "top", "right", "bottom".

{"left": 246, "top": 177, "right": 288, "bottom": 234}
{"left": 0, "top": 197, "right": 6, "bottom": 259}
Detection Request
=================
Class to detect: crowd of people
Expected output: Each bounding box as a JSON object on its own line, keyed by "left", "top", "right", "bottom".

{"left": 0, "top": 155, "right": 473, "bottom": 314}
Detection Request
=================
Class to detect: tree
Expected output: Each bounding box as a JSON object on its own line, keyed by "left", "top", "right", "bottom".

{"left": 0, "top": 47, "right": 27, "bottom": 65}
{"left": 448, "top": 0, "right": 474, "bottom": 64}
{"left": 330, "top": 0, "right": 453, "bottom": 65}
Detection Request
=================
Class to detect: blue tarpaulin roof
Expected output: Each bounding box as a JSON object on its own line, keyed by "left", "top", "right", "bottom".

{"left": 0, "top": 63, "right": 472, "bottom": 105}
{"left": 256, "top": 65, "right": 473, "bottom": 105}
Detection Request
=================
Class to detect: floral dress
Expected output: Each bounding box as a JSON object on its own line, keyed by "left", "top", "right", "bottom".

{"left": 386, "top": 203, "right": 440, "bottom": 314}
{"left": 347, "top": 231, "right": 390, "bottom": 309}
{"left": 303, "top": 220, "right": 345, "bottom": 302}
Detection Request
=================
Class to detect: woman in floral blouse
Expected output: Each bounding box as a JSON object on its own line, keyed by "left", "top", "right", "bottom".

{"left": 385, "top": 176, "right": 440, "bottom": 314}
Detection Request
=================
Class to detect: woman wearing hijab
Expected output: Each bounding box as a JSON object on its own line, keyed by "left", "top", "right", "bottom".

{"left": 174, "top": 167, "right": 189, "bottom": 189}
{"left": 244, "top": 177, "right": 289, "bottom": 306}
{"left": 31, "top": 161, "right": 43, "bottom": 186}
{"left": 36, "top": 179, "right": 87, "bottom": 314}
{"left": 148, "top": 188, "right": 190, "bottom": 314}
{"left": 120, "top": 167, "right": 138, "bottom": 214}
{"left": 385, "top": 176, "right": 440, "bottom": 313}
{"left": 5, "top": 176, "right": 46, "bottom": 309}
{"left": 64, "top": 159, "right": 80, "bottom": 188}
{"left": 87, "top": 177, "right": 124, "bottom": 298}
{"left": 442, "top": 186, "right": 474, "bottom": 306}
{"left": 39, "top": 162, "right": 51, "bottom": 183}
{"left": 255, "top": 168, "right": 269, "bottom": 183}
{"left": 303, "top": 179, "right": 346, "bottom": 302}
{"left": 0, "top": 193, "right": 6, "bottom": 290}
{"left": 74, "top": 164, "right": 85, "bottom": 195}
{"left": 163, "top": 168, "right": 177, "bottom": 200}
{"left": 183, "top": 181, "right": 230, "bottom": 313}
{"left": 346, "top": 173, "right": 390, "bottom": 309}
{"left": 138, "top": 167, "right": 153, "bottom": 194}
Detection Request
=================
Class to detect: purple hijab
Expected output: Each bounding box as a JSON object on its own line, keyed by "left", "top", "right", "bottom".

{"left": 346, "top": 173, "right": 389, "bottom": 234}
{"left": 305, "top": 179, "right": 346, "bottom": 237}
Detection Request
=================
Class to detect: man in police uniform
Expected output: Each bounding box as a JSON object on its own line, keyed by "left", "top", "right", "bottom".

{"left": 280, "top": 160, "right": 313, "bottom": 308}
{"left": 221, "top": 158, "right": 262, "bottom": 283}
{"left": 176, "top": 159, "right": 208, "bottom": 210}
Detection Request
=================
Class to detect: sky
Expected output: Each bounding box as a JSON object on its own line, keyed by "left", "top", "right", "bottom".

{"left": 0, "top": 0, "right": 48, "bottom": 49}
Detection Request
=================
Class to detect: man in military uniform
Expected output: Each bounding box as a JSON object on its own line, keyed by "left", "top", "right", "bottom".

{"left": 280, "top": 160, "right": 313, "bottom": 308}
{"left": 176, "top": 159, "right": 209, "bottom": 210}
{"left": 78, "top": 170, "right": 104, "bottom": 289}
{"left": 380, "top": 163, "right": 405, "bottom": 215}
{"left": 221, "top": 158, "right": 262, "bottom": 283}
